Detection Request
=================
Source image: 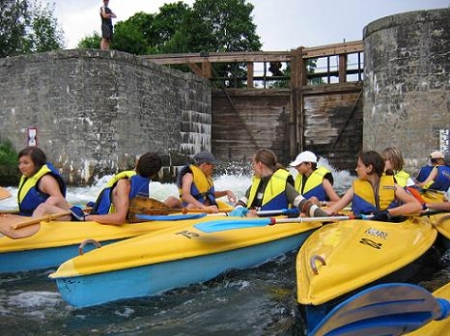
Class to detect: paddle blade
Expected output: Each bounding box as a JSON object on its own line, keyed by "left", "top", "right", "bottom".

{"left": 310, "top": 283, "right": 449, "bottom": 336}
{"left": 0, "top": 214, "right": 41, "bottom": 239}
{"left": 128, "top": 196, "right": 171, "bottom": 222}
{"left": 0, "top": 187, "right": 12, "bottom": 200}
{"left": 194, "top": 217, "right": 273, "bottom": 233}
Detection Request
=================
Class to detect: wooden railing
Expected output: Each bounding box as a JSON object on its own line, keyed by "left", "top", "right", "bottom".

{"left": 140, "top": 40, "right": 364, "bottom": 89}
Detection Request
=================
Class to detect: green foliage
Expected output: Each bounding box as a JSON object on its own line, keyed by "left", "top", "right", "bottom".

{"left": 112, "top": 13, "right": 151, "bottom": 55}
{"left": 0, "top": 140, "right": 18, "bottom": 166}
{"left": 77, "top": 32, "right": 101, "bottom": 49}
{"left": 80, "top": 0, "right": 261, "bottom": 56}
{"left": 179, "top": 0, "right": 262, "bottom": 87}
{"left": 183, "top": 0, "right": 261, "bottom": 53}
{"left": 29, "top": 1, "right": 64, "bottom": 53}
{"left": 0, "top": 0, "right": 64, "bottom": 57}
{"left": 0, "top": 0, "right": 30, "bottom": 57}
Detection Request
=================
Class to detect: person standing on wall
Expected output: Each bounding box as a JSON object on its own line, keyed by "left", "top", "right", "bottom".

{"left": 100, "top": 0, "right": 116, "bottom": 50}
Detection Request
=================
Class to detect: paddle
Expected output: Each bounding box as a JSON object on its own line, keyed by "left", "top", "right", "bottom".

{"left": 255, "top": 208, "right": 300, "bottom": 216}
{"left": 0, "top": 187, "right": 12, "bottom": 200}
{"left": 309, "top": 283, "right": 450, "bottom": 336}
{"left": 0, "top": 209, "right": 19, "bottom": 214}
{"left": 0, "top": 211, "right": 71, "bottom": 239}
{"left": 194, "top": 215, "right": 368, "bottom": 233}
{"left": 127, "top": 196, "right": 232, "bottom": 222}
{"left": 135, "top": 213, "right": 207, "bottom": 221}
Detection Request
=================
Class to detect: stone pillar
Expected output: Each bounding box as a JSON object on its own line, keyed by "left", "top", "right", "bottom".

{"left": 363, "top": 8, "right": 450, "bottom": 172}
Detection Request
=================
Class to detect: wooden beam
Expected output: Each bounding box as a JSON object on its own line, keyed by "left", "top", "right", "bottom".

{"left": 186, "top": 62, "right": 203, "bottom": 77}
{"left": 339, "top": 54, "right": 347, "bottom": 84}
{"left": 289, "top": 47, "right": 304, "bottom": 158}
{"left": 202, "top": 61, "right": 211, "bottom": 78}
{"left": 142, "top": 51, "right": 292, "bottom": 65}
{"left": 301, "top": 40, "right": 363, "bottom": 58}
{"left": 139, "top": 40, "right": 364, "bottom": 65}
{"left": 246, "top": 62, "right": 254, "bottom": 88}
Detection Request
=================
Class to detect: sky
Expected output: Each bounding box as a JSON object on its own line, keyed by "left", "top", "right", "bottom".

{"left": 53, "top": 0, "right": 449, "bottom": 51}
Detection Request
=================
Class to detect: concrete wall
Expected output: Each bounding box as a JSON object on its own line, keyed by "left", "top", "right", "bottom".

{"left": 0, "top": 49, "right": 211, "bottom": 184}
{"left": 363, "top": 8, "right": 450, "bottom": 173}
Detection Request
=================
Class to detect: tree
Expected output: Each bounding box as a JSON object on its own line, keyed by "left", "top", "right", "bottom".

{"left": 28, "top": 1, "right": 64, "bottom": 53}
{"left": 112, "top": 12, "right": 154, "bottom": 55}
{"left": 182, "top": 0, "right": 261, "bottom": 53}
{"left": 180, "top": 0, "right": 262, "bottom": 87}
{"left": 77, "top": 0, "right": 262, "bottom": 87}
{"left": 0, "top": 0, "right": 29, "bottom": 57}
{"left": 0, "top": 0, "right": 64, "bottom": 57}
{"left": 112, "top": 3, "right": 191, "bottom": 55}
{"left": 77, "top": 32, "right": 101, "bottom": 49}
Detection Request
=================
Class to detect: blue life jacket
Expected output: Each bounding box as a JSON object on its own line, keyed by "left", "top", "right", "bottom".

{"left": 17, "top": 163, "right": 66, "bottom": 216}
{"left": 429, "top": 165, "right": 450, "bottom": 191}
{"left": 416, "top": 165, "right": 433, "bottom": 183}
{"left": 91, "top": 171, "right": 150, "bottom": 215}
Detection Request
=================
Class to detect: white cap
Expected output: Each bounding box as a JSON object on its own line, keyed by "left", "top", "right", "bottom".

{"left": 430, "top": 151, "right": 444, "bottom": 159}
{"left": 289, "top": 151, "right": 317, "bottom": 166}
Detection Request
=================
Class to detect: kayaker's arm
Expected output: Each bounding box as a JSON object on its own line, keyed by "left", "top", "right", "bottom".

{"left": 425, "top": 201, "right": 450, "bottom": 211}
{"left": 285, "top": 184, "right": 328, "bottom": 217}
{"left": 323, "top": 178, "right": 341, "bottom": 203}
{"left": 214, "top": 189, "right": 237, "bottom": 204}
{"left": 85, "top": 179, "right": 131, "bottom": 225}
{"left": 32, "top": 175, "right": 71, "bottom": 218}
{"left": 388, "top": 184, "right": 423, "bottom": 217}
{"left": 416, "top": 166, "right": 438, "bottom": 189}
{"left": 180, "top": 173, "right": 219, "bottom": 213}
{"left": 324, "top": 188, "right": 353, "bottom": 215}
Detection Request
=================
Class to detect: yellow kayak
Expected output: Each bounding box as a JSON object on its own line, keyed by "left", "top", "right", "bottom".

{"left": 429, "top": 212, "right": 450, "bottom": 249}
{"left": 421, "top": 190, "right": 447, "bottom": 203}
{"left": 0, "top": 213, "right": 205, "bottom": 273}
{"left": 297, "top": 216, "right": 437, "bottom": 306}
{"left": 50, "top": 215, "right": 321, "bottom": 307}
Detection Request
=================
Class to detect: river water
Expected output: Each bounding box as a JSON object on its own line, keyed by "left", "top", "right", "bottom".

{"left": 0, "top": 164, "right": 448, "bottom": 336}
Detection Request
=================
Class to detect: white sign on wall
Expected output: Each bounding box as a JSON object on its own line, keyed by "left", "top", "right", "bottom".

{"left": 27, "top": 127, "right": 37, "bottom": 147}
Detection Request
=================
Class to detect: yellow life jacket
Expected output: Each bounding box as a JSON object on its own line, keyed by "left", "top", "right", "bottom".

{"left": 294, "top": 166, "right": 330, "bottom": 200}
{"left": 106, "top": 171, "right": 136, "bottom": 213}
{"left": 352, "top": 175, "right": 396, "bottom": 215}
{"left": 247, "top": 168, "right": 290, "bottom": 209}
{"left": 394, "top": 170, "right": 410, "bottom": 188}
{"left": 178, "top": 164, "right": 215, "bottom": 205}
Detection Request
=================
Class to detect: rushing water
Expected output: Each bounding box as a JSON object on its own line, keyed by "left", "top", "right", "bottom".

{"left": 0, "top": 162, "right": 448, "bottom": 336}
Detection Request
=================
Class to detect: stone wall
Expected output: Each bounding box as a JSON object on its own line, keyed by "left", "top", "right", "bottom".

{"left": 0, "top": 49, "right": 211, "bottom": 185}
{"left": 363, "top": 8, "right": 450, "bottom": 173}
